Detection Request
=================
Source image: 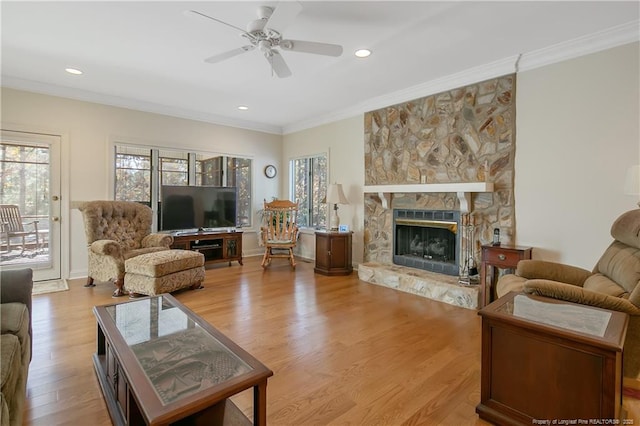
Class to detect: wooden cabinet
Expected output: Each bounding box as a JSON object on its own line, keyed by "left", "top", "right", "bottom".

{"left": 477, "top": 292, "right": 627, "bottom": 424}
{"left": 480, "top": 244, "right": 532, "bottom": 308}
{"left": 170, "top": 230, "right": 243, "bottom": 266}
{"left": 314, "top": 231, "right": 353, "bottom": 276}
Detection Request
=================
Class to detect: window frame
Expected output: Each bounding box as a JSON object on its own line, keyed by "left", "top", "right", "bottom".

{"left": 288, "top": 152, "right": 328, "bottom": 230}
{"left": 112, "top": 142, "right": 253, "bottom": 230}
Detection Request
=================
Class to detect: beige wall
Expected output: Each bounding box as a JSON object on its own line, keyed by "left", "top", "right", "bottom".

{"left": 282, "top": 117, "right": 365, "bottom": 263}
{"left": 1, "top": 88, "right": 282, "bottom": 278}
{"left": 515, "top": 42, "right": 639, "bottom": 267}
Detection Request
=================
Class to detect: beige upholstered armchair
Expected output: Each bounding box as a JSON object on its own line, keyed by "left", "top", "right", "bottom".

{"left": 79, "top": 201, "right": 173, "bottom": 296}
{"left": 496, "top": 209, "right": 640, "bottom": 379}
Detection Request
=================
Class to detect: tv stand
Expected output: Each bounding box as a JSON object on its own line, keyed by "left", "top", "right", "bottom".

{"left": 170, "top": 230, "right": 243, "bottom": 267}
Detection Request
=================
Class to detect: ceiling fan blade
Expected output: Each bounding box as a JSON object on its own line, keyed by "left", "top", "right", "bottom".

{"left": 205, "top": 45, "right": 255, "bottom": 64}
{"left": 185, "top": 10, "right": 255, "bottom": 40}
{"left": 265, "top": 1, "right": 302, "bottom": 31}
{"left": 280, "top": 39, "right": 343, "bottom": 57}
{"left": 265, "top": 51, "right": 291, "bottom": 78}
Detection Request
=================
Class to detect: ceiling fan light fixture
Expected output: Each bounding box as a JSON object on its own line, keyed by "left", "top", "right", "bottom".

{"left": 258, "top": 40, "right": 272, "bottom": 53}
{"left": 355, "top": 49, "right": 371, "bottom": 58}
{"left": 65, "top": 67, "right": 83, "bottom": 75}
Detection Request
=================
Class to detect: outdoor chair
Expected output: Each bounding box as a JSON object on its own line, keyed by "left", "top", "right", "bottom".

{"left": 0, "top": 204, "right": 41, "bottom": 255}
{"left": 260, "top": 199, "right": 299, "bottom": 269}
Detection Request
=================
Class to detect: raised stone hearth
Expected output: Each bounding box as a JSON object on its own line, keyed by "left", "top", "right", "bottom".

{"left": 358, "top": 262, "right": 479, "bottom": 310}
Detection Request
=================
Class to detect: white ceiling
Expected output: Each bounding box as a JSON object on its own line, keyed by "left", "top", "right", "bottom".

{"left": 2, "top": 1, "right": 639, "bottom": 134}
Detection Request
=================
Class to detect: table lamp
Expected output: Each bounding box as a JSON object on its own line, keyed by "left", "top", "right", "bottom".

{"left": 326, "top": 183, "right": 348, "bottom": 231}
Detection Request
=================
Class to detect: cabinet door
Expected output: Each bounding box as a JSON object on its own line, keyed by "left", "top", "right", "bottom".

{"left": 329, "top": 236, "right": 348, "bottom": 269}
{"left": 315, "top": 234, "right": 330, "bottom": 269}
{"left": 226, "top": 236, "right": 239, "bottom": 258}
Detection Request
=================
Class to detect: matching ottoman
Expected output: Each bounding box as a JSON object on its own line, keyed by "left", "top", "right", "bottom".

{"left": 124, "top": 250, "right": 205, "bottom": 296}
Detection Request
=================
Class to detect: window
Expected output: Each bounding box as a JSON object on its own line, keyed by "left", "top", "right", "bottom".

{"left": 196, "top": 154, "right": 251, "bottom": 226}
{"left": 114, "top": 145, "right": 252, "bottom": 228}
{"left": 289, "top": 154, "right": 327, "bottom": 229}
{"left": 159, "top": 150, "right": 188, "bottom": 187}
{"left": 115, "top": 146, "right": 151, "bottom": 203}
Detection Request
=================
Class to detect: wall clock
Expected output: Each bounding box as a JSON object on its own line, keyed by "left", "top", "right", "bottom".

{"left": 264, "top": 165, "right": 277, "bottom": 178}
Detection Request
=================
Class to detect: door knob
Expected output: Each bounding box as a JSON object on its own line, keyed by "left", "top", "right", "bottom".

{"left": 52, "top": 195, "right": 60, "bottom": 201}
{"left": 52, "top": 217, "right": 60, "bottom": 222}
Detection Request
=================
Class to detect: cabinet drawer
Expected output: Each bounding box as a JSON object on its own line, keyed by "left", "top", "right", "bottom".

{"left": 483, "top": 248, "right": 523, "bottom": 267}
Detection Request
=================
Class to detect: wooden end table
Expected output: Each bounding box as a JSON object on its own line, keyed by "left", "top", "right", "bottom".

{"left": 314, "top": 231, "right": 353, "bottom": 276}
{"left": 480, "top": 244, "right": 532, "bottom": 308}
{"left": 93, "top": 294, "right": 272, "bottom": 425}
{"left": 476, "top": 292, "right": 628, "bottom": 424}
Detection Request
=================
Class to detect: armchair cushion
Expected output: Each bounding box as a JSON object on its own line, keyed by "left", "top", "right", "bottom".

{"left": 0, "top": 335, "right": 21, "bottom": 412}
{"left": 90, "top": 239, "right": 123, "bottom": 257}
{"left": 0, "top": 304, "right": 30, "bottom": 363}
{"left": 142, "top": 233, "right": 173, "bottom": 248}
{"left": 583, "top": 273, "right": 629, "bottom": 298}
{"left": 524, "top": 280, "right": 640, "bottom": 316}
{"left": 515, "top": 260, "right": 592, "bottom": 286}
{"left": 595, "top": 241, "right": 640, "bottom": 299}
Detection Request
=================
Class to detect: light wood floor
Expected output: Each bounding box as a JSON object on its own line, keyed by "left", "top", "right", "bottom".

{"left": 24, "top": 256, "right": 639, "bottom": 425}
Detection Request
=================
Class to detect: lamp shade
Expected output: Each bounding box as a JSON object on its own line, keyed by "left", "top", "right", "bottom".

{"left": 625, "top": 165, "right": 640, "bottom": 195}
{"left": 326, "top": 183, "right": 349, "bottom": 205}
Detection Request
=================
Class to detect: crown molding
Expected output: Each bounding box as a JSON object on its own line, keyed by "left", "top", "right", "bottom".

{"left": 1, "top": 77, "right": 284, "bottom": 135}
{"left": 282, "top": 55, "right": 520, "bottom": 135}
{"left": 283, "top": 19, "right": 639, "bottom": 135}
{"left": 518, "top": 20, "right": 639, "bottom": 72}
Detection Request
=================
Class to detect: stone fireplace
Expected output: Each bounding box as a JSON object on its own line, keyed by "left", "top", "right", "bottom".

{"left": 359, "top": 74, "right": 517, "bottom": 309}
{"left": 393, "top": 209, "right": 460, "bottom": 276}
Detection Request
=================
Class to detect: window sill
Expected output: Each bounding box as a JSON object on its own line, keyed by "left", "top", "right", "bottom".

{"left": 298, "top": 227, "right": 323, "bottom": 235}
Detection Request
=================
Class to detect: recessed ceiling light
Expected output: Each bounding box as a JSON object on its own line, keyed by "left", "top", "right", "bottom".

{"left": 65, "top": 68, "right": 83, "bottom": 75}
{"left": 355, "top": 49, "right": 371, "bottom": 58}
{"left": 237, "top": 105, "right": 249, "bottom": 111}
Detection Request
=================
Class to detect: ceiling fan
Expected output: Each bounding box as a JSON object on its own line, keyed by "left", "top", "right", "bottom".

{"left": 186, "top": 2, "right": 343, "bottom": 78}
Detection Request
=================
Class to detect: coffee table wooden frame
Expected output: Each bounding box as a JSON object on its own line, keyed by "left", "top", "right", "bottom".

{"left": 93, "top": 294, "right": 273, "bottom": 425}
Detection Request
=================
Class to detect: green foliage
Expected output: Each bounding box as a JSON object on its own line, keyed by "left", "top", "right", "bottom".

{"left": 0, "top": 143, "right": 50, "bottom": 219}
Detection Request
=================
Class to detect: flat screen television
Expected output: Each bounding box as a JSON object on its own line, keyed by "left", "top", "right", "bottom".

{"left": 160, "top": 185, "right": 237, "bottom": 233}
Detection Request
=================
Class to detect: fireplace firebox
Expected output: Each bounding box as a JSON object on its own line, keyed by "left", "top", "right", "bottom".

{"left": 393, "top": 209, "right": 460, "bottom": 276}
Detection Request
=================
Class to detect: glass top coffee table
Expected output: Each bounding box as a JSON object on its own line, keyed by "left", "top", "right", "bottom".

{"left": 93, "top": 294, "right": 273, "bottom": 425}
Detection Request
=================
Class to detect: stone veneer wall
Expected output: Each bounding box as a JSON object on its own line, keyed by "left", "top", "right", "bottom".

{"left": 364, "top": 75, "right": 516, "bottom": 266}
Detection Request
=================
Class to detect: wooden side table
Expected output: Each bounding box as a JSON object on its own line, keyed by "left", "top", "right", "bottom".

{"left": 476, "top": 292, "right": 627, "bottom": 423}
{"left": 314, "top": 231, "right": 353, "bottom": 276}
{"left": 480, "top": 244, "right": 532, "bottom": 308}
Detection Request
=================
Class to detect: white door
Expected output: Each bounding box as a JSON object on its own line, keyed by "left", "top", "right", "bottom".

{"left": 0, "top": 130, "right": 62, "bottom": 282}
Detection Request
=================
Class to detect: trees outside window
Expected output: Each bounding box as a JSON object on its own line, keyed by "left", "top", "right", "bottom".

{"left": 0, "top": 142, "right": 50, "bottom": 223}
{"left": 290, "top": 154, "right": 327, "bottom": 229}
{"left": 115, "top": 146, "right": 151, "bottom": 203}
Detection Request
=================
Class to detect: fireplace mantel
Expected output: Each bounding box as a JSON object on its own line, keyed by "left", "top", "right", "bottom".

{"left": 363, "top": 182, "right": 494, "bottom": 212}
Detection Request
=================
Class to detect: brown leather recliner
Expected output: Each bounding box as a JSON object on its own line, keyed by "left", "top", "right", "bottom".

{"left": 496, "top": 209, "right": 640, "bottom": 379}
{"left": 79, "top": 201, "right": 173, "bottom": 296}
